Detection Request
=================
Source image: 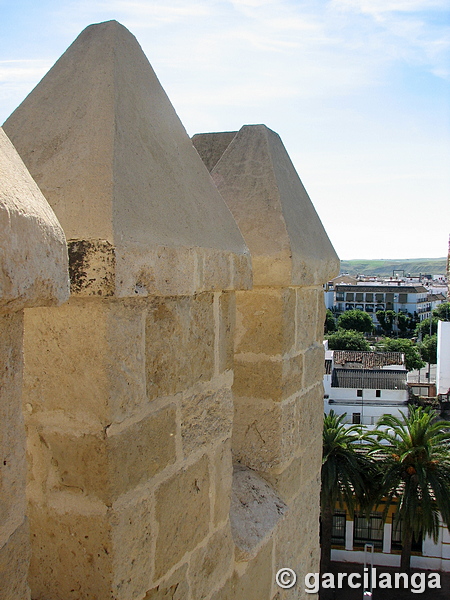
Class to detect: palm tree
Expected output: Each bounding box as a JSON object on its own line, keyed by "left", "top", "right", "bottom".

{"left": 368, "top": 405, "right": 450, "bottom": 572}
{"left": 320, "top": 410, "right": 374, "bottom": 575}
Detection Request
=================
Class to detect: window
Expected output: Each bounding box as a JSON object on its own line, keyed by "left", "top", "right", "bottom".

{"left": 375, "top": 293, "right": 384, "bottom": 302}
{"left": 376, "top": 390, "right": 381, "bottom": 398}
{"left": 354, "top": 512, "right": 383, "bottom": 549}
{"left": 365, "top": 293, "right": 374, "bottom": 302}
{"left": 365, "top": 304, "right": 374, "bottom": 313}
{"left": 352, "top": 413, "right": 361, "bottom": 424}
{"left": 332, "top": 511, "right": 346, "bottom": 546}
{"left": 356, "top": 389, "right": 363, "bottom": 397}
{"left": 346, "top": 292, "right": 354, "bottom": 301}
{"left": 355, "top": 293, "right": 364, "bottom": 302}
{"left": 399, "top": 293, "right": 407, "bottom": 304}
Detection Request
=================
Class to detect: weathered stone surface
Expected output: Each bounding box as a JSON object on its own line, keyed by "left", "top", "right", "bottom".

{"left": 189, "top": 526, "right": 234, "bottom": 599}
{"left": 154, "top": 456, "right": 210, "bottom": 578}
{"left": 68, "top": 239, "right": 115, "bottom": 296}
{"left": 24, "top": 300, "right": 150, "bottom": 425}
{"left": 233, "top": 358, "right": 283, "bottom": 401}
{"left": 0, "top": 313, "right": 26, "bottom": 544}
{"left": 0, "top": 519, "right": 31, "bottom": 600}
{"left": 3, "top": 21, "right": 250, "bottom": 297}
{"left": 235, "top": 288, "right": 295, "bottom": 356}
{"left": 192, "top": 131, "right": 237, "bottom": 173}
{"left": 181, "top": 386, "right": 233, "bottom": 456}
{"left": 296, "top": 287, "right": 321, "bottom": 351}
{"left": 218, "top": 291, "right": 236, "bottom": 373}
{"left": 195, "top": 124, "right": 339, "bottom": 286}
{"left": 233, "top": 397, "right": 303, "bottom": 471}
{"left": 29, "top": 495, "right": 153, "bottom": 600}
{"left": 146, "top": 294, "right": 214, "bottom": 400}
{"left": 230, "top": 466, "right": 286, "bottom": 561}
{"left": 265, "top": 455, "right": 303, "bottom": 503}
{"left": 36, "top": 405, "right": 176, "bottom": 502}
{"left": 144, "top": 564, "right": 190, "bottom": 600}
{"left": 211, "top": 540, "right": 274, "bottom": 600}
{"left": 213, "top": 439, "right": 233, "bottom": 526}
{"left": 303, "top": 343, "right": 325, "bottom": 389}
{"left": 0, "top": 128, "right": 69, "bottom": 313}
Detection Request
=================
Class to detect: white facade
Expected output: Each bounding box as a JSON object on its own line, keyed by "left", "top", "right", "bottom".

{"left": 324, "top": 349, "right": 408, "bottom": 428}
{"left": 332, "top": 520, "right": 450, "bottom": 571}
{"left": 437, "top": 320, "right": 450, "bottom": 396}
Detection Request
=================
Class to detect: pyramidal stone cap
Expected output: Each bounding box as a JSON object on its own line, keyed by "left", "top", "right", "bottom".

{"left": 193, "top": 125, "right": 340, "bottom": 287}
{"left": 0, "top": 128, "right": 69, "bottom": 313}
{"left": 3, "top": 20, "right": 251, "bottom": 297}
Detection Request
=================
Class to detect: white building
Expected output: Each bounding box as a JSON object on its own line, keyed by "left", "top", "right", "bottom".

{"left": 437, "top": 320, "right": 450, "bottom": 398}
{"left": 324, "top": 349, "right": 408, "bottom": 428}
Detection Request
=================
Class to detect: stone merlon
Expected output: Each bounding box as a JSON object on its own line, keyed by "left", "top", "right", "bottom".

{"left": 193, "top": 125, "right": 340, "bottom": 287}
{"left": 3, "top": 20, "right": 251, "bottom": 297}
{"left": 0, "top": 128, "right": 69, "bottom": 313}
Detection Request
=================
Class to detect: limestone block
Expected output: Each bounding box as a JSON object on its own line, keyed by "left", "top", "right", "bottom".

{"left": 35, "top": 405, "right": 176, "bottom": 502}
{"left": 282, "top": 353, "right": 304, "bottom": 400}
{"left": 303, "top": 343, "right": 325, "bottom": 389}
{"left": 230, "top": 466, "right": 286, "bottom": 561}
{"left": 218, "top": 291, "right": 236, "bottom": 373}
{"left": 233, "top": 358, "right": 283, "bottom": 401}
{"left": 181, "top": 385, "right": 233, "bottom": 456}
{"left": 24, "top": 300, "right": 149, "bottom": 426}
{"left": 0, "top": 313, "right": 26, "bottom": 544}
{"left": 144, "top": 564, "right": 190, "bottom": 600}
{"left": 212, "top": 540, "right": 274, "bottom": 600}
{"left": 264, "top": 455, "right": 303, "bottom": 503}
{"left": 195, "top": 125, "right": 339, "bottom": 287}
{"left": 232, "top": 398, "right": 301, "bottom": 471}
{"left": 234, "top": 353, "right": 304, "bottom": 403}
{"left": 213, "top": 439, "right": 233, "bottom": 526}
{"left": 29, "top": 494, "right": 153, "bottom": 600}
{"left": 274, "top": 478, "right": 320, "bottom": 571}
{"left": 3, "top": 21, "right": 250, "bottom": 297}
{"left": 146, "top": 294, "right": 214, "bottom": 400}
{"left": 297, "top": 385, "right": 324, "bottom": 449}
{"left": 0, "top": 128, "right": 69, "bottom": 313}
{"left": 154, "top": 455, "right": 210, "bottom": 579}
{"left": 188, "top": 525, "right": 234, "bottom": 599}
{"left": 0, "top": 519, "right": 31, "bottom": 600}
{"left": 296, "top": 287, "right": 321, "bottom": 351}
{"left": 235, "top": 289, "right": 295, "bottom": 356}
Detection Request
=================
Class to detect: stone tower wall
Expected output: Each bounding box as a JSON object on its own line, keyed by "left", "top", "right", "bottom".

{"left": 0, "top": 128, "right": 69, "bottom": 600}
{"left": 2, "top": 21, "right": 339, "bottom": 600}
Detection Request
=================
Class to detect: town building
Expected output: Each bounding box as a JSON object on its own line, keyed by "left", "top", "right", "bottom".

{"left": 323, "top": 348, "right": 409, "bottom": 427}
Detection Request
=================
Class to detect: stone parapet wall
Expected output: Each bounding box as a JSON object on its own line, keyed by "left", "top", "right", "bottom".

{"left": 0, "top": 128, "right": 69, "bottom": 600}
{"left": 2, "top": 20, "right": 339, "bottom": 600}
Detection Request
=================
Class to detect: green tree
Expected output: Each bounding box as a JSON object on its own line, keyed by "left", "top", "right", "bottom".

{"left": 326, "top": 329, "right": 371, "bottom": 351}
{"left": 433, "top": 302, "right": 450, "bottom": 321}
{"left": 324, "top": 309, "right": 337, "bottom": 333}
{"left": 337, "top": 309, "right": 373, "bottom": 333}
{"left": 368, "top": 406, "right": 450, "bottom": 572}
{"left": 396, "top": 311, "right": 409, "bottom": 335}
{"left": 321, "top": 411, "right": 373, "bottom": 576}
{"left": 376, "top": 309, "right": 396, "bottom": 335}
{"left": 376, "top": 337, "right": 425, "bottom": 371}
{"left": 418, "top": 334, "right": 437, "bottom": 365}
{"left": 415, "top": 317, "right": 439, "bottom": 338}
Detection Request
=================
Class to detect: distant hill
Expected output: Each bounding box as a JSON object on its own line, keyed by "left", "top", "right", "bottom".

{"left": 340, "top": 258, "right": 447, "bottom": 277}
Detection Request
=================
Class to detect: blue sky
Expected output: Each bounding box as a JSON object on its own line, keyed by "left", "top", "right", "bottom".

{"left": 1, "top": 0, "right": 449, "bottom": 260}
